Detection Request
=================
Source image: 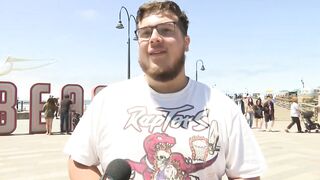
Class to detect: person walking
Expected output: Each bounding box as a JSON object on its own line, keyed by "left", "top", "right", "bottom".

{"left": 253, "top": 98, "right": 264, "bottom": 129}
{"left": 64, "top": 1, "right": 266, "bottom": 179}
{"left": 238, "top": 95, "right": 246, "bottom": 115}
{"left": 246, "top": 96, "right": 254, "bottom": 128}
{"left": 60, "top": 94, "right": 72, "bottom": 134}
{"left": 42, "top": 97, "right": 58, "bottom": 135}
{"left": 285, "top": 96, "right": 303, "bottom": 133}
{"left": 263, "top": 95, "right": 275, "bottom": 131}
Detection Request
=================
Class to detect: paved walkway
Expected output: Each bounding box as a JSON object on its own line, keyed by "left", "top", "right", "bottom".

{"left": 0, "top": 119, "right": 69, "bottom": 180}
{"left": 253, "top": 121, "right": 320, "bottom": 180}
{"left": 1, "top": 105, "right": 319, "bottom": 180}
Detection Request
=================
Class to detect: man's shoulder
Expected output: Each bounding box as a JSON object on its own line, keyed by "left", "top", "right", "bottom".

{"left": 104, "top": 76, "right": 145, "bottom": 90}
{"left": 92, "top": 76, "right": 146, "bottom": 99}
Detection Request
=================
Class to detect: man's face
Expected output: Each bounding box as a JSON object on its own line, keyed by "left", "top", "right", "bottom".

{"left": 137, "top": 13, "right": 190, "bottom": 82}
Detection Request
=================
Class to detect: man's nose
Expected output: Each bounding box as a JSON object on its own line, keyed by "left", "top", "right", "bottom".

{"left": 149, "top": 28, "right": 163, "bottom": 43}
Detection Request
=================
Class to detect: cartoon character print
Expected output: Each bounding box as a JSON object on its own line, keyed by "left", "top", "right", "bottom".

{"left": 127, "top": 133, "right": 176, "bottom": 180}
{"left": 189, "top": 120, "right": 220, "bottom": 162}
{"left": 127, "top": 130, "right": 220, "bottom": 180}
{"left": 153, "top": 152, "right": 218, "bottom": 180}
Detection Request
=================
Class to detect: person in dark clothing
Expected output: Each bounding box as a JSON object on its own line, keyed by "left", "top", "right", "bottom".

{"left": 253, "top": 98, "right": 264, "bottom": 129}
{"left": 238, "top": 95, "right": 245, "bottom": 115}
{"left": 60, "top": 94, "right": 72, "bottom": 134}
{"left": 263, "top": 95, "right": 275, "bottom": 131}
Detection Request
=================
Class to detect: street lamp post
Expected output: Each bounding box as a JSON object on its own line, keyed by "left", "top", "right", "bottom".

{"left": 301, "top": 78, "right": 305, "bottom": 88}
{"left": 116, "top": 6, "right": 137, "bottom": 79}
{"left": 195, "top": 59, "right": 205, "bottom": 81}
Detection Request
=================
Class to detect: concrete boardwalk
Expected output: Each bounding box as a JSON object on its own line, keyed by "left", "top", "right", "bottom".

{"left": 0, "top": 119, "right": 69, "bottom": 180}
{"left": 1, "top": 107, "right": 319, "bottom": 180}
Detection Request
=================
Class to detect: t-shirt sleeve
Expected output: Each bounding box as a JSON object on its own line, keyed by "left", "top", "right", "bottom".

{"left": 63, "top": 104, "right": 99, "bottom": 166}
{"left": 225, "top": 107, "right": 267, "bottom": 178}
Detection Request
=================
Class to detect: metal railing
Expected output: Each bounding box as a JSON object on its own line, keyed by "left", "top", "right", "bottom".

{"left": 275, "top": 97, "right": 318, "bottom": 122}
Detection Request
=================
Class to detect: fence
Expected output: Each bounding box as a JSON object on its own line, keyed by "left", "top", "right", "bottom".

{"left": 275, "top": 97, "right": 318, "bottom": 122}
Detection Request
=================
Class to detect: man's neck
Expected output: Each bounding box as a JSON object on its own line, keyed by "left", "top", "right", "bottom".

{"left": 145, "top": 74, "right": 189, "bottom": 94}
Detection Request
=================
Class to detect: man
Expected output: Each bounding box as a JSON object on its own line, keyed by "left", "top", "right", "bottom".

{"left": 64, "top": 1, "right": 266, "bottom": 179}
{"left": 238, "top": 95, "right": 246, "bottom": 115}
{"left": 60, "top": 94, "right": 72, "bottom": 134}
{"left": 263, "top": 95, "right": 275, "bottom": 131}
{"left": 285, "top": 96, "right": 302, "bottom": 133}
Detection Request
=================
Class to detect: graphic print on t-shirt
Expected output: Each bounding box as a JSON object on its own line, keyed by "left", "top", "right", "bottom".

{"left": 124, "top": 105, "right": 221, "bottom": 180}
{"left": 124, "top": 104, "right": 212, "bottom": 133}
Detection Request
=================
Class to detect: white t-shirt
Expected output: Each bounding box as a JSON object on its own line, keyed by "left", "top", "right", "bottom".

{"left": 64, "top": 76, "right": 266, "bottom": 179}
{"left": 290, "top": 102, "right": 300, "bottom": 117}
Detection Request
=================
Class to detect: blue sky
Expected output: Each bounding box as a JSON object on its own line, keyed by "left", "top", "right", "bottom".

{"left": 0, "top": 0, "right": 319, "bottom": 100}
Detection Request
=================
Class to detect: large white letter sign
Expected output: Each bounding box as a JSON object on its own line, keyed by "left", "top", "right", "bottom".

{"left": 29, "top": 83, "right": 50, "bottom": 134}
{"left": 92, "top": 85, "right": 107, "bottom": 100}
{"left": 0, "top": 81, "right": 17, "bottom": 135}
{"left": 61, "top": 84, "right": 84, "bottom": 131}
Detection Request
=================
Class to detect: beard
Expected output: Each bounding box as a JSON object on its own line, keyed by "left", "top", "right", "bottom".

{"left": 139, "top": 54, "right": 185, "bottom": 82}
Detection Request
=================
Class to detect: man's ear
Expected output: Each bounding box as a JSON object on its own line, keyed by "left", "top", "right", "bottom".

{"left": 185, "top": 35, "right": 190, "bottom": 52}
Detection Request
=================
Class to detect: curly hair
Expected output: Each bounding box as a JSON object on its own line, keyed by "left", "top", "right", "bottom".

{"left": 136, "top": 0, "right": 189, "bottom": 36}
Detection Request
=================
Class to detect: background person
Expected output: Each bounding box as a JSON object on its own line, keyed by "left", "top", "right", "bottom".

{"left": 253, "top": 98, "right": 264, "bottom": 129}
{"left": 285, "top": 96, "right": 303, "bottom": 133}
{"left": 263, "top": 95, "right": 275, "bottom": 131}
{"left": 42, "top": 97, "right": 58, "bottom": 135}
{"left": 246, "top": 96, "right": 254, "bottom": 128}
{"left": 238, "top": 95, "right": 245, "bottom": 115}
{"left": 54, "top": 97, "right": 60, "bottom": 119}
{"left": 64, "top": 1, "right": 266, "bottom": 179}
{"left": 60, "top": 94, "right": 72, "bottom": 134}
